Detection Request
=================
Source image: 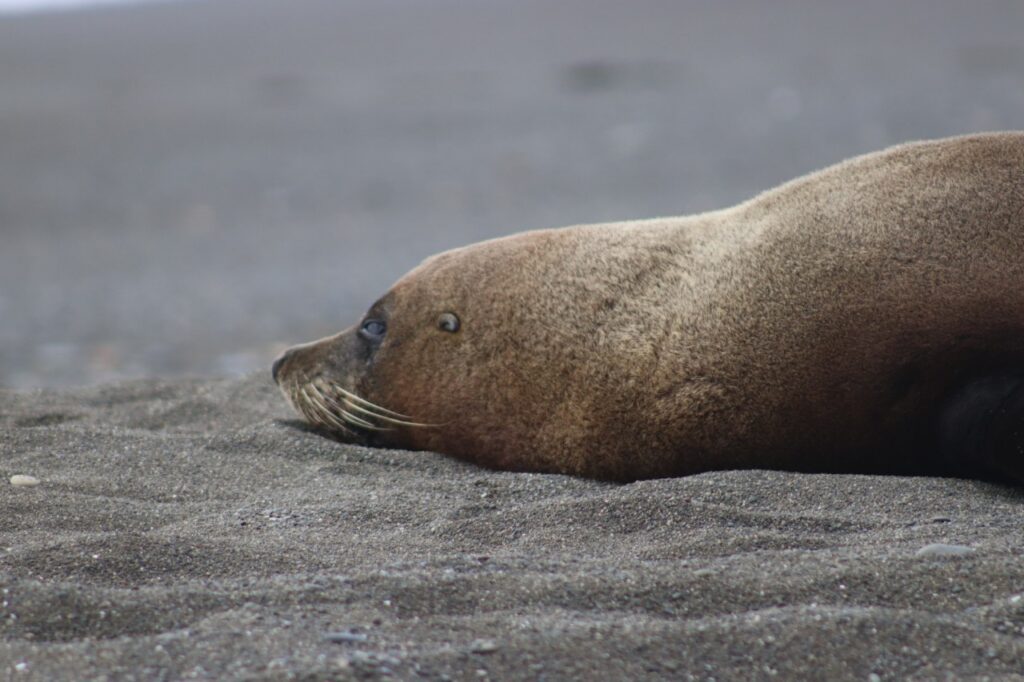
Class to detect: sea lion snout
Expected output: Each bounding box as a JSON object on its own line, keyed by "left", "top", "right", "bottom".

{"left": 272, "top": 328, "right": 431, "bottom": 445}
{"left": 271, "top": 348, "right": 294, "bottom": 384}
{"left": 272, "top": 334, "right": 349, "bottom": 386}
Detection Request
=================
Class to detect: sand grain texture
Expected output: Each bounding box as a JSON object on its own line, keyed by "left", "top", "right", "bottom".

{"left": 2, "top": 374, "right": 1024, "bottom": 680}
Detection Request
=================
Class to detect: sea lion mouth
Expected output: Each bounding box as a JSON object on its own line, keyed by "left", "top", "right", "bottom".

{"left": 280, "top": 375, "right": 432, "bottom": 443}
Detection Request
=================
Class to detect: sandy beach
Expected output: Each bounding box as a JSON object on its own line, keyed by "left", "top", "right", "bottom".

{"left": 4, "top": 0, "right": 1024, "bottom": 679}
{"left": 4, "top": 373, "right": 1024, "bottom": 680}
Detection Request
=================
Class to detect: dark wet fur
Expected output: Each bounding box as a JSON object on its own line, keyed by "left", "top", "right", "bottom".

{"left": 938, "top": 372, "right": 1024, "bottom": 484}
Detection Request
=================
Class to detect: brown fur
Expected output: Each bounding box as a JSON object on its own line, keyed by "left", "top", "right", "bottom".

{"left": 275, "top": 132, "right": 1024, "bottom": 481}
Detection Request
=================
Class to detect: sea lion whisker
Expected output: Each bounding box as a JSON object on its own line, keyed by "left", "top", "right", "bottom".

{"left": 295, "top": 386, "right": 320, "bottom": 422}
{"left": 351, "top": 408, "right": 436, "bottom": 429}
{"left": 311, "top": 380, "right": 435, "bottom": 427}
{"left": 302, "top": 385, "right": 332, "bottom": 417}
{"left": 354, "top": 405, "right": 434, "bottom": 428}
{"left": 340, "top": 408, "right": 392, "bottom": 431}
{"left": 333, "top": 385, "right": 416, "bottom": 420}
{"left": 297, "top": 389, "right": 326, "bottom": 428}
{"left": 299, "top": 386, "right": 332, "bottom": 427}
{"left": 301, "top": 386, "right": 357, "bottom": 436}
{"left": 309, "top": 383, "right": 394, "bottom": 432}
{"left": 334, "top": 394, "right": 435, "bottom": 428}
{"left": 319, "top": 409, "right": 352, "bottom": 433}
{"left": 314, "top": 389, "right": 392, "bottom": 431}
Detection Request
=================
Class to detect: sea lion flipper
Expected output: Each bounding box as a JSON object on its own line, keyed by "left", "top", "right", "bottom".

{"left": 937, "top": 373, "right": 1024, "bottom": 484}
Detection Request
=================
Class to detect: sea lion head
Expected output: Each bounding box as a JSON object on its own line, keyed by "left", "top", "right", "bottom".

{"left": 272, "top": 224, "right": 693, "bottom": 479}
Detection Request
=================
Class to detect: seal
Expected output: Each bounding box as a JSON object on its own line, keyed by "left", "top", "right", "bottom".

{"left": 273, "top": 132, "right": 1024, "bottom": 482}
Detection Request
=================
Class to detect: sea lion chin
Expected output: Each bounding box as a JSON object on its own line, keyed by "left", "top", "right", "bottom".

{"left": 274, "top": 132, "right": 1024, "bottom": 483}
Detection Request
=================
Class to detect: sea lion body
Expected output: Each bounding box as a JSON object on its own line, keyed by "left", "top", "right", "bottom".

{"left": 274, "top": 133, "right": 1024, "bottom": 482}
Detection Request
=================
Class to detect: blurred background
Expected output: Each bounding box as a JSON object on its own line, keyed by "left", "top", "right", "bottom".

{"left": 1, "top": 0, "right": 1023, "bottom": 388}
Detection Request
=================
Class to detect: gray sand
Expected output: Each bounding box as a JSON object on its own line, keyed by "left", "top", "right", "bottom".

{"left": 4, "top": 374, "right": 1024, "bottom": 680}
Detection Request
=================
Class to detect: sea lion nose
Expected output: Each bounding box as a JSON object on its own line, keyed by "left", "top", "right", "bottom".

{"left": 271, "top": 349, "right": 295, "bottom": 384}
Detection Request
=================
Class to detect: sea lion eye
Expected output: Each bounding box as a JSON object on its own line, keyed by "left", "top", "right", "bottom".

{"left": 438, "top": 312, "right": 460, "bottom": 333}
{"left": 359, "top": 318, "right": 387, "bottom": 341}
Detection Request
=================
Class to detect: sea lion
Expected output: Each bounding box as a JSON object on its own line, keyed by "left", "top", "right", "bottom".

{"left": 273, "top": 132, "right": 1024, "bottom": 483}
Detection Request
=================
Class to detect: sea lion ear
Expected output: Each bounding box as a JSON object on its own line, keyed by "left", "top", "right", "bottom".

{"left": 438, "top": 312, "right": 460, "bottom": 333}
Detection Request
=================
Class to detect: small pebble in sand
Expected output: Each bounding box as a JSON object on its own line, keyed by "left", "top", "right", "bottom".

{"left": 9, "top": 475, "right": 40, "bottom": 487}
{"left": 470, "top": 639, "right": 499, "bottom": 654}
{"left": 323, "top": 631, "right": 368, "bottom": 643}
{"left": 915, "top": 543, "right": 975, "bottom": 558}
